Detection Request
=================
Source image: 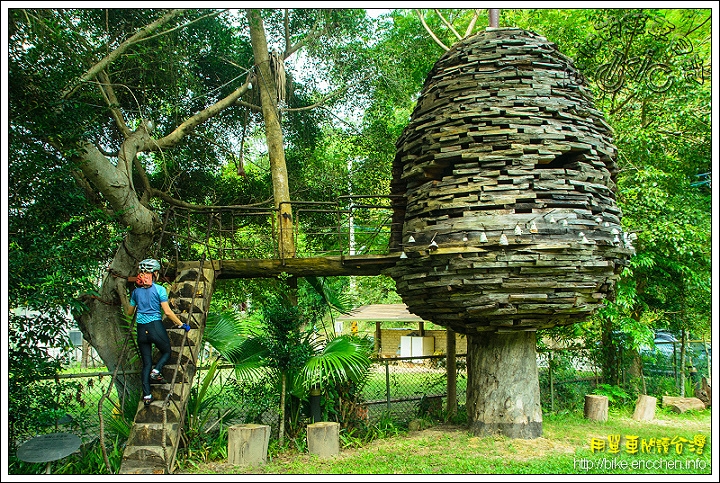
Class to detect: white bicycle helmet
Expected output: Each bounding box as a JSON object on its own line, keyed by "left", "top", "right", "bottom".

{"left": 138, "top": 258, "right": 161, "bottom": 273}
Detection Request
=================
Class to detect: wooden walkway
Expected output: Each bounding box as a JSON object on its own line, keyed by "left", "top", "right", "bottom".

{"left": 167, "top": 253, "right": 402, "bottom": 280}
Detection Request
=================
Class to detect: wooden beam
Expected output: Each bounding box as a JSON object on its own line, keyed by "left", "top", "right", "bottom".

{"left": 169, "top": 254, "right": 401, "bottom": 279}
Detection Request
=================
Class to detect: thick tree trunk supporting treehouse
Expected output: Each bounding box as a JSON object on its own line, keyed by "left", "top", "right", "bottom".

{"left": 466, "top": 331, "right": 542, "bottom": 438}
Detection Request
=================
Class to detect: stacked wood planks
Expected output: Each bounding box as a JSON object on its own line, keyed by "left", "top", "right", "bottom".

{"left": 388, "top": 28, "right": 634, "bottom": 335}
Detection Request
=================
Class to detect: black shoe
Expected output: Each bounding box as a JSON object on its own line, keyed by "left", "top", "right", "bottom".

{"left": 143, "top": 395, "right": 153, "bottom": 406}
{"left": 150, "top": 370, "right": 165, "bottom": 383}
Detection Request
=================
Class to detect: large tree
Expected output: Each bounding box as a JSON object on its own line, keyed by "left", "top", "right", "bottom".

{"left": 7, "top": 8, "right": 373, "bottom": 384}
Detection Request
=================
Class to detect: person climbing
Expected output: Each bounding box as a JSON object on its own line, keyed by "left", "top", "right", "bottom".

{"left": 125, "top": 258, "right": 190, "bottom": 406}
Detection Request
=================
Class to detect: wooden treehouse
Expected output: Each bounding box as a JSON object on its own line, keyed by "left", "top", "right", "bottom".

{"left": 387, "top": 27, "right": 634, "bottom": 438}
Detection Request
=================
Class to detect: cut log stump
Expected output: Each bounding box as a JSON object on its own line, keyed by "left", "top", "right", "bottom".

{"left": 307, "top": 422, "right": 340, "bottom": 458}
{"left": 694, "top": 377, "right": 711, "bottom": 408}
{"left": 662, "top": 396, "right": 706, "bottom": 413}
{"left": 227, "top": 424, "right": 270, "bottom": 467}
{"left": 584, "top": 395, "right": 608, "bottom": 422}
{"left": 632, "top": 395, "right": 656, "bottom": 421}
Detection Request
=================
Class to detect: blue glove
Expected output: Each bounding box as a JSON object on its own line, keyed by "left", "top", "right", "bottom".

{"left": 180, "top": 323, "right": 191, "bottom": 332}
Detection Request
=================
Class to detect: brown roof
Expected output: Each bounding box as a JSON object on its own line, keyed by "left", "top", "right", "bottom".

{"left": 337, "top": 304, "right": 425, "bottom": 322}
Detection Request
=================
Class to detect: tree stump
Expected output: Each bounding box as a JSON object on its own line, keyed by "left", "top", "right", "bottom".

{"left": 662, "top": 396, "right": 706, "bottom": 413}
{"left": 307, "top": 422, "right": 340, "bottom": 458}
{"left": 227, "top": 424, "right": 270, "bottom": 467}
{"left": 694, "top": 377, "right": 711, "bottom": 408}
{"left": 632, "top": 395, "right": 656, "bottom": 421}
{"left": 584, "top": 395, "right": 608, "bottom": 422}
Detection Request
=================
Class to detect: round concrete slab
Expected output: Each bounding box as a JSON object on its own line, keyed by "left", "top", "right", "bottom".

{"left": 16, "top": 432, "right": 81, "bottom": 463}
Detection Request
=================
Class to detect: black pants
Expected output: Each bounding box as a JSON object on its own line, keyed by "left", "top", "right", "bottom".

{"left": 137, "top": 319, "right": 171, "bottom": 397}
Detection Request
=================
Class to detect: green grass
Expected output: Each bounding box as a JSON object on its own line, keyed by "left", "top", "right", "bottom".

{"left": 179, "top": 407, "right": 712, "bottom": 475}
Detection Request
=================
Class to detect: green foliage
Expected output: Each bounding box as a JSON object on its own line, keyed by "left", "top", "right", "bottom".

{"left": 298, "top": 335, "right": 373, "bottom": 393}
{"left": 592, "top": 383, "right": 632, "bottom": 407}
{"left": 7, "top": 311, "right": 78, "bottom": 450}
{"left": 185, "top": 359, "right": 239, "bottom": 443}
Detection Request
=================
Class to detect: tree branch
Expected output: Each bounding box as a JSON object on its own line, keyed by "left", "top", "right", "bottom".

{"left": 147, "top": 79, "right": 252, "bottom": 151}
{"left": 434, "top": 9, "right": 462, "bottom": 40}
{"left": 282, "top": 84, "right": 349, "bottom": 112}
{"left": 283, "top": 13, "right": 329, "bottom": 59}
{"left": 236, "top": 99, "right": 263, "bottom": 112}
{"left": 284, "top": 9, "right": 291, "bottom": 55}
{"left": 96, "top": 71, "right": 132, "bottom": 139}
{"left": 61, "top": 9, "right": 187, "bottom": 100}
{"left": 416, "top": 10, "right": 449, "bottom": 51}
{"left": 118, "top": 123, "right": 153, "bottom": 192}
{"left": 131, "top": 9, "right": 226, "bottom": 46}
{"left": 148, "top": 187, "right": 275, "bottom": 211}
{"left": 464, "top": 9, "right": 482, "bottom": 38}
{"left": 69, "top": 168, "right": 116, "bottom": 218}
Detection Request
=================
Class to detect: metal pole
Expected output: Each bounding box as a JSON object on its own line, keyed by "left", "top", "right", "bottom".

{"left": 549, "top": 351, "right": 555, "bottom": 412}
{"left": 446, "top": 328, "right": 457, "bottom": 418}
{"left": 385, "top": 359, "right": 391, "bottom": 411}
{"left": 489, "top": 9, "right": 500, "bottom": 28}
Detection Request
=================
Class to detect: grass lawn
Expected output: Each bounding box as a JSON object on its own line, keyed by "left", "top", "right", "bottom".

{"left": 178, "top": 407, "right": 713, "bottom": 476}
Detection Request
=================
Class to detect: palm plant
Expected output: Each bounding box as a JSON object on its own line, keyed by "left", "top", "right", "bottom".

{"left": 201, "top": 278, "right": 373, "bottom": 445}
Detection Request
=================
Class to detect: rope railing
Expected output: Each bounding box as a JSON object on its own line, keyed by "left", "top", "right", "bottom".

{"left": 152, "top": 197, "right": 400, "bottom": 267}
{"left": 160, "top": 255, "right": 206, "bottom": 472}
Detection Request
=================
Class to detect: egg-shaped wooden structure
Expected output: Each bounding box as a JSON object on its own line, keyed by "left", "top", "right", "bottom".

{"left": 388, "top": 28, "right": 634, "bottom": 438}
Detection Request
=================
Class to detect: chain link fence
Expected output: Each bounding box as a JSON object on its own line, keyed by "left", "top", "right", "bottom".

{"left": 24, "top": 354, "right": 466, "bottom": 445}
{"left": 20, "top": 342, "right": 705, "bottom": 450}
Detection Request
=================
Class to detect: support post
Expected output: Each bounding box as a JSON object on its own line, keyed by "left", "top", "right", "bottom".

{"left": 446, "top": 328, "right": 457, "bottom": 418}
{"left": 385, "top": 359, "right": 391, "bottom": 411}
{"left": 310, "top": 387, "right": 322, "bottom": 423}
{"left": 549, "top": 351, "right": 555, "bottom": 412}
{"left": 489, "top": 9, "right": 500, "bottom": 28}
{"left": 466, "top": 331, "right": 542, "bottom": 438}
{"left": 375, "top": 321, "right": 381, "bottom": 355}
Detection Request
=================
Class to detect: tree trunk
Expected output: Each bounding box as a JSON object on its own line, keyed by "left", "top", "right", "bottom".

{"left": 679, "top": 329, "right": 687, "bottom": 396}
{"left": 279, "top": 372, "right": 287, "bottom": 445}
{"left": 246, "top": 9, "right": 296, "bottom": 261}
{"left": 600, "top": 318, "right": 620, "bottom": 385}
{"left": 584, "top": 395, "right": 609, "bottom": 421}
{"left": 632, "top": 394, "right": 656, "bottom": 421}
{"left": 466, "top": 331, "right": 542, "bottom": 439}
{"left": 627, "top": 349, "right": 645, "bottom": 395}
{"left": 81, "top": 339, "right": 90, "bottom": 369}
{"left": 72, "top": 135, "right": 159, "bottom": 394}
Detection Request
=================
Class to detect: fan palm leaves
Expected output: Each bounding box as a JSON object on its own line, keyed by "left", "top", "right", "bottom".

{"left": 297, "top": 335, "right": 373, "bottom": 394}
{"left": 199, "top": 279, "right": 372, "bottom": 443}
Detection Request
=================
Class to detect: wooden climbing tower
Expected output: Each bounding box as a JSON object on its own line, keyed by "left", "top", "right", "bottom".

{"left": 118, "top": 262, "right": 216, "bottom": 474}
